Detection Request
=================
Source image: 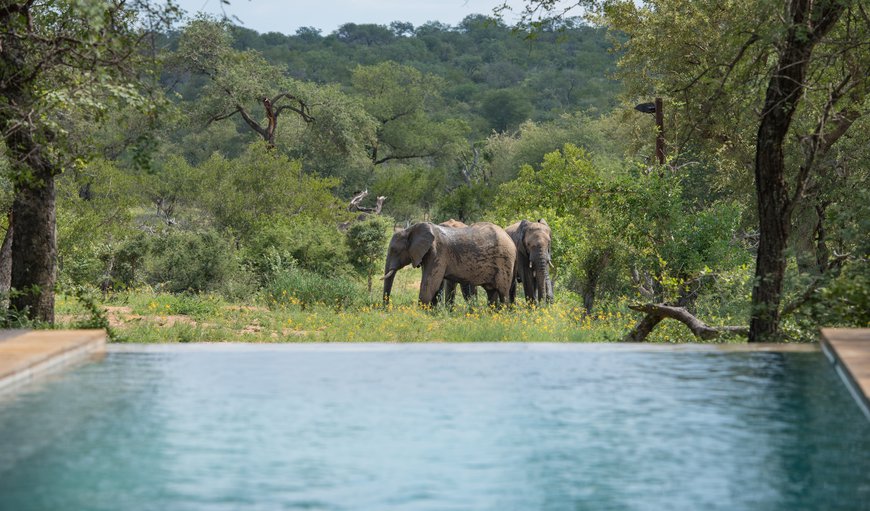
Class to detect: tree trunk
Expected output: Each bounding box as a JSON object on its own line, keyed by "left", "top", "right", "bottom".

{"left": 624, "top": 314, "right": 665, "bottom": 343}
{"left": 1, "top": 8, "right": 59, "bottom": 324}
{"left": 0, "top": 213, "right": 12, "bottom": 308}
{"left": 10, "top": 166, "right": 57, "bottom": 323}
{"left": 627, "top": 304, "right": 749, "bottom": 341}
{"left": 749, "top": 0, "right": 844, "bottom": 342}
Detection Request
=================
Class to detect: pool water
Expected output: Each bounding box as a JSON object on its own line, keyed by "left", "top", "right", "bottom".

{"left": 0, "top": 346, "right": 868, "bottom": 511}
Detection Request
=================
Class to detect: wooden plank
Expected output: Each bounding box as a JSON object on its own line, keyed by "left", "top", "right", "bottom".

{"left": 0, "top": 330, "right": 106, "bottom": 393}
{"left": 820, "top": 328, "right": 870, "bottom": 420}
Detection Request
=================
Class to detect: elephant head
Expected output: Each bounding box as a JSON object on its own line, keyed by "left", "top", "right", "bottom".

{"left": 515, "top": 219, "right": 552, "bottom": 304}
{"left": 381, "top": 223, "right": 435, "bottom": 304}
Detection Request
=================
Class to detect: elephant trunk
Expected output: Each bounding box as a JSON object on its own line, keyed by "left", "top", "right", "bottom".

{"left": 535, "top": 260, "right": 549, "bottom": 304}
{"left": 530, "top": 248, "right": 550, "bottom": 304}
{"left": 382, "top": 272, "right": 395, "bottom": 305}
{"left": 381, "top": 259, "right": 398, "bottom": 305}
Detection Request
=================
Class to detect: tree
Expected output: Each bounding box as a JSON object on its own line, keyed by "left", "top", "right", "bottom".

{"left": 513, "top": 0, "right": 869, "bottom": 340}
{"left": 480, "top": 89, "right": 533, "bottom": 132}
{"left": 601, "top": 0, "right": 868, "bottom": 341}
{"left": 0, "top": 0, "right": 178, "bottom": 322}
{"left": 347, "top": 215, "right": 392, "bottom": 293}
{"left": 747, "top": 0, "right": 853, "bottom": 341}
{"left": 175, "top": 17, "right": 374, "bottom": 159}
{"left": 351, "top": 61, "right": 469, "bottom": 166}
{"left": 177, "top": 143, "right": 345, "bottom": 239}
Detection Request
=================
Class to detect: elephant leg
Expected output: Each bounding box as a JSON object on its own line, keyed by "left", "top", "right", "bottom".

{"left": 419, "top": 265, "right": 446, "bottom": 306}
{"left": 486, "top": 288, "right": 499, "bottom": 306}
{"left": 431, "top": 282, "right": 442, "bottom": 307}
{"left": 444, "top": 280, "right": 458, "bottom": 307}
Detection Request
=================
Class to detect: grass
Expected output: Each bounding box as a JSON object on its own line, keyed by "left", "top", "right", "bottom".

{"left": 53, "top": 268, "right": 735, "bottom": 344}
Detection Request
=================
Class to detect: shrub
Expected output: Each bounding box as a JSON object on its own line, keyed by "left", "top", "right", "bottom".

{"left": 265, "top": 265, "right": 363, "bottom": 310}
{"left": 146, "top": 229, "right": 237, "bottom": 293}
{"left": 244, "top": 215, "right": 351, "bottom": 280}
{"left": 346, "top": 215, "right": 392, "bottom": 292}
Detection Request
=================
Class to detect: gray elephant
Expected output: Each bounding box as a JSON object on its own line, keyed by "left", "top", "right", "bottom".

{"left": 436, "top": 219, "right": 477, "bottom": 306}
{"left": 505, "top": 219, "right": 553, "bottom": 304}
{"left": 381, "top": 222, "right": 516, "bottom": 306}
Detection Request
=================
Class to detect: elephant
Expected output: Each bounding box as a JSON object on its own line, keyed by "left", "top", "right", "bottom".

{"left": 505, "top": 219, "right": 553, "bottom": 305}
{"left": 436, "top": 219, "right": 477, "bottom": 306}
{"left": 381, "top": 221, "right": 516, "bottom": 306}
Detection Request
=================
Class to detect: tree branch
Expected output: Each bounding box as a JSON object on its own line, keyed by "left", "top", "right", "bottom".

{"left": 235, "top": 106, "right": 268, "bottom": 139}
{"left": 789, "top": 73, "right": 861, "bottom": 214}
{"left": 626, "top": 303, "right": 748, "bottom": 341}
{"left": 373, "top": 152, "right": 436, "bottom": 166}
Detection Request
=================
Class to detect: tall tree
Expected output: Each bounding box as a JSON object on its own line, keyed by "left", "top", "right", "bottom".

{"left": 351, "top": 61, "right": 468, "bottom": 167}
{"left": 175, "top": 17, "right": 374, "bottom": 160}
{"left": 748, "top": 0, "right": 852, "bottom": 341}
{"left": 0, "top": 0, "right": 177, "bottom": 322}
{"left": 514, "top": 0, "right": 869, "bottom": 340}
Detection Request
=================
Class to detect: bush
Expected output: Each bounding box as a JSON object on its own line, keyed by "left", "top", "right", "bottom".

{"left": 244, "top": 215, "right": 351, "bottom": 280}
{"left": 346, "top": 215, "right": 392, "bottom": 292}
{"left": 146, "top": 229, "right": 237, "bottom": 293}
{"left": 804, "top": 261, "right": 870, "bottom": 328}
{"left": 265, "top": 265, "right": 363, "bottom": 310}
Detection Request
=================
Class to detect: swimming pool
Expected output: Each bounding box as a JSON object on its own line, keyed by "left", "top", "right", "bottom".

{"left": 1, "top": 344, "right": 868, "bottom": 510}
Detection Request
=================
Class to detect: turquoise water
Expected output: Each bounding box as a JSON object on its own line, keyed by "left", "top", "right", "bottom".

{"left": 0, "top": 346, "right": 868, "bottom": 511}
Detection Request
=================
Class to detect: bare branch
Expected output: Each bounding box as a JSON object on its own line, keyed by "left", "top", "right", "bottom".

{"left": 789, "top": 73, "right": 861, "bottom": 213}
{"left": 235, "top": 106, "right": 268, "bottom": 138}
{"left": 626, "top": 303, "right": 749, "bottom": 341}
{"left": 206, "top": 107, "right": 242, "bottom": 124}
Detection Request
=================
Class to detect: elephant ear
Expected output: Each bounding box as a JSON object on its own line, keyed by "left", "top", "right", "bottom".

{"left": 538, "top": 218, "right": 552, "bottom": 237}
{"left": 517, "top": 220, "right": 531, "bottom": 258}
{"left": 409, "top": 223, "right": 435, "bottom": 268}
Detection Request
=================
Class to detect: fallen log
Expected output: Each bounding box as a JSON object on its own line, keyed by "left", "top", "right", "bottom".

{"left": 624, "top": 303, "right": 749, "bottom": 342}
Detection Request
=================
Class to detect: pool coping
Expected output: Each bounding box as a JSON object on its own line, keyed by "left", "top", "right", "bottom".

{"left": 820, "top": 328, "right": 870, "bottom": 421}
{"left": 0, "top": 329, "right": 107, "bottom": 394}
{"left": 105, "top": 341, "right": 820, "bottom": 353}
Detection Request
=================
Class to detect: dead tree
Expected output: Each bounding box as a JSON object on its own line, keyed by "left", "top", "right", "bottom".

{"left": 339, "top": 190, "right": 387, "bottom": 231}
{"left": 625, "top": 304, "right": 748, "bottom": 341}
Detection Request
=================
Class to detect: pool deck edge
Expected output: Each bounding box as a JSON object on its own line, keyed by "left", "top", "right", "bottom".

{"left": 0, "top": 329, "right": 107, "bottom": 393}
{"left": 820, "top": 328, "right": 870, "bottom": 421}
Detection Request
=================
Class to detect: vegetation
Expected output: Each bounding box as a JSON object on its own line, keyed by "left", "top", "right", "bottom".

{"left": 1, "top": 1, "right": 867, "bottom": 343}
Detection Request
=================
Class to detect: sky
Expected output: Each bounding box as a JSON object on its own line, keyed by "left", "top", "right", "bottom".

{"left": 173, "top": 0, "right": 530, "bottom": 35}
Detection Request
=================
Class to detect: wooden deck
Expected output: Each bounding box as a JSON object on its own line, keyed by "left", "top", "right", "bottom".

{"left": 820, "top": 328, "right": 870, "bottom": 420}
{"left": 0, "top": 329, "right": 106, "bottom": 393}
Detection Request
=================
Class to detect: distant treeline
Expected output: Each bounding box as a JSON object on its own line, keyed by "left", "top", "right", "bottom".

{"left": 162, "top": 15, "right": 619, "bottom": 140}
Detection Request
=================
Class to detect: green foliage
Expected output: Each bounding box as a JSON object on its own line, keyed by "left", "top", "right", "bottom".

{"left": 174, "top": 17, "right": 376, "bottom": 170}
{"left": 184, "top": 143, "right": 345, "bottom": 238}
{"left": 346, "top": 215, "right": 393, "bottom": 291}
{"left": 244, "top": 215, "right": 351, "bottom": 279}
{"left": 56, "top": 159, "right": 140, "bottom": 287}
{"left": 146, "top": 229, "right": 237, "bottom": 294}
{"left": 493, "top": 144, "right": 749, "bottom": 308}
{"left": 123, "top": 291, "right": 228, "bottom": 320}
{"left": 810, "top": 263, "right": 870, "bottom": 327}
{"left": 352, "top": 61, "right": 469, "bottom": 166}
{"left": 266, "top": 266, "right": 362, "bottom": 310}
{"left": 170, "top": 16, "right": 618, "bottom": 141}
{"left": 484, "top": 113, "right": 624, "bottom": 184}
{"left": 68, "top": 286, "right": 121, "bottom": 342}
{"left": 371, "top": 164, "right": 445, "bottom": 222}
{"left": 435, "top": 183, "right": 496, "bottom": 223}
{"left": 479, "top": 88, "right": 533, "bottom": 132}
